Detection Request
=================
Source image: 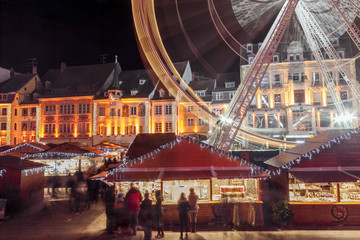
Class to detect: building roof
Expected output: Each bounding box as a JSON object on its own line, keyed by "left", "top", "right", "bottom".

{"left": 41, "top": 69, "right": 61, "bottom": 84}
{"left": 0, "top": 73, "right": 37, "bottom": 93}
{"left": 126, "top": 133, "right": 176, "bottom": 158}
{"left": 0, "top": 156, "right": 46, "bottom": 170}
{"left": 213, "top": 72, "right": 240, "bottom": 91}
{"left": 173, "top": 61, "right": 188, "bottom": 76}
{"left": 188, "top": 79, "right": 215, "bottom": 102}
{"left": 41, "top": 63, "right": 120, "bottom": 98}
{"left": 118, "top": 69, "right": 155, "bottom": 98}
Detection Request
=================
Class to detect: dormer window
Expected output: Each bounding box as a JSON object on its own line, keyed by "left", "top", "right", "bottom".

{"left": 33, "top": 93, "right": 39, "bottom": 101}
{"left": 139, "top": 79, "right": 146, "bottom": 85}
{"left": 225, "top": 82, "right": 235, "bottom": 88}
{"left": 273, "top": 55, "right": 279, "bottom": 63}
{"left": 0, "top": 94, "right": 7, "bottom": 101}
{"left": 289, "top": 54, "right": 294, "bottom": 61}
{"left": 118, "top": 80, "right": 123, "bottom": 85}
{"left": 246, "top": 43, "right": 253, "bottom": 53}
{"left": 131, "top": 90, "right": 138, "bottom": 96}
{"left": 196, "top": 91, "right": 205, "bottom": 97}
{"left": 248, "top": 57, "right": 254, "bottom": 65}
{"left": 159, "top": 89, "right": 165, "bottom": 98}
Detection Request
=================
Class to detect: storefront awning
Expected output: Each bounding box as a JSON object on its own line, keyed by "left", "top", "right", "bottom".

{"left": 289, "top": 166, "right": 360, "bottom": 183}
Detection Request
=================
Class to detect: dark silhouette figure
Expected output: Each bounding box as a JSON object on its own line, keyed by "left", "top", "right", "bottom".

{"left": 177, "top": 192, "right": 190, "bottom": 239}
{"left": 188, "top": 188, "right": 199, "bottom": 233}
{"left": 104, "top": 185, "right": 116, "bottom": 233}
{"left": 139, "top": 192, "right": 153, "bottom": 240}
{"left": 155, "top": 190, "right": 164, "bottom": 238}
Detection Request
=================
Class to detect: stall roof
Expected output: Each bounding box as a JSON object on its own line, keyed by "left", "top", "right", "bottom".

{"left": 94, "top": 142, "right": 128, "bottom": 151}
{"left": 0, "top": 156, "right": 46, "bottom": 170}
{"left": 43, "top": 142, "right": 104, "bottom": 155}
{"left": 126, "top": 133, "right": 176, "bottom": 158}
{"left": 106, "top": 136, "right": 269, "bottom": 182}
{"left": 265, "top": 128, "right": 360, "bottom": 182}
{"left": 265, "top": 130, "right": 350, "bottom": 168}
{"left": 0, "top": 142, "right": 50, "bottom": 155}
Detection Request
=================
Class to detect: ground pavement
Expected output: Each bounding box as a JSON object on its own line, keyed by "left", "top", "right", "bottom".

{"left": 0, "top": 193, "right": 359, "bottom": 240}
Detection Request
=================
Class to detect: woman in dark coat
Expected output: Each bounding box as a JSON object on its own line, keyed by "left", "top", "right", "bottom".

{"left": 155, "top": 190, "right": 164, "bottom": 238}
{"left": 140, "top": 192, "right": 153, "bottom": 240}
{"left": 177, "top": 192, "right": 190, "bottom": 239}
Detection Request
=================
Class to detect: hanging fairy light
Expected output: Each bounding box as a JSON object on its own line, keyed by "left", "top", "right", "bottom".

{"left": 0, "top": 169, "right": 6, "bottom": 177}
{"left": 23, "top": 167, "right": 45, "bottom": 176}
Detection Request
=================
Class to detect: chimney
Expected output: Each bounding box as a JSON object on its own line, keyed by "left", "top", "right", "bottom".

{"left": 32, "top": 66, "right": 37, "bottom": 74}
{"left": 60, "top": 62, "right": 67, "bottom": 73}
{"left": 10, "top": 68, "right": 15, "bottom": 78}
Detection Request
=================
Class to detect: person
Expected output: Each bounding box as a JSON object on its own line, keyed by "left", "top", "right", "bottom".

{"left": 114, "top": 191, "right": 129, "bottom": 236}
{"left": 104, "top": 185, "right": 116, "bottom": 233}
{"left": 177, "top": 192, "right": 190, "bottom": 239}
{"left": 154, "top": 190, "right": 164, "bottom": 238}
{"left": 139, "top": 192, "right": 153, "bottom": 240}
{"left": 188, "top": 188, "right": 199, "bottom": 233}
{"left": 125, "top": 183, "right": 142, "bottom": 235}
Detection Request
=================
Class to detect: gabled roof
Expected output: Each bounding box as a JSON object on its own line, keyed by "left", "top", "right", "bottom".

{"left": 41, "top": 69, "right": 61, "bottom": 84}
{"left": 44, "top": 142, "right": 104, "bottom": 154}
{"left": 0, "top": 142, "right": 49, "bottom": 155}
{"left": 41, "top": 63, "right": 120, "bottom": 98}
{"left": 126, "top": 133, "right": 176, "bottom": 158}
{"left": 0, "top": 73, "right": 37, "bottom": 93}
{"left": 173, "top": 61, "right": 188, "bottom": 76}
{"left": 118, "top": 69, "right": 155, "bottom": 98}
{"left": 0, "top": 156, "right": 46, "bottom": 170}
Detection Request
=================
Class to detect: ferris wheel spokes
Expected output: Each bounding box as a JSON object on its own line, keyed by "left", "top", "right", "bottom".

{"left": 209, "top": 0, "right": 300, "bottom": 151}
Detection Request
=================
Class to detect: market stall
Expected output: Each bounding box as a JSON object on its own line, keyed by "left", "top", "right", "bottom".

{"left": 265, "top": 128, "right": 360, "bottom": 225}
{"left": 106, "top": 136, "right": 269, "bottom": 226}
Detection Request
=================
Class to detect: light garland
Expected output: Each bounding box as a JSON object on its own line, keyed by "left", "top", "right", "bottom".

{"left": 0, "top": 169, "right": 6, "bottom": 177}
{"left": 23, "top": 167, "right": 45, "bottom": 176}
{"left": 0, "top": 142, "right": 46, "bottom": 155}
{"left": 94, "top": 147, "right": 125, "bottom": 152}
{"left": 106, "top": 135, "right": 268, "bottom": 180}
{"left": 25, "top": 151, "right": 105, "bottom": 160}
{"left": 278, "top": 127, "right": 360, "bottom": 172}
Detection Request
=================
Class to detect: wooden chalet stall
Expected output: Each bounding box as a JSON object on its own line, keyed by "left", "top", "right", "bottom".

{"left": 106, "top": 135, "right": 269, "bottom": 226}
{"left": 265, "top": 128, "right": 360, "bottom": 225}
{"left": 0, "top": 142, "right": 50, "bottom": 156}
{"left": 27, "top": 142, "right": 104, "bottom": 177}
{"left": 0, "top": 156, "right": 46, "bottom": 211}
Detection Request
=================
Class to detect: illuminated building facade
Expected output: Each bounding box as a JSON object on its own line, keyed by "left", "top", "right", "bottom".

{"left": 241, "top": 39, "right": 359, "bottom": 142}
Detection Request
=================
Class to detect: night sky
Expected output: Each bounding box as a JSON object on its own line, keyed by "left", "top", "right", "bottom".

{"left": 0, "top": 0, "right": 143, "bottom": 76}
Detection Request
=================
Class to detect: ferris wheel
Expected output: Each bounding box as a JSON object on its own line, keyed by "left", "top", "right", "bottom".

{"left": 132, "top": 0, "right": 360, "bottom": 151}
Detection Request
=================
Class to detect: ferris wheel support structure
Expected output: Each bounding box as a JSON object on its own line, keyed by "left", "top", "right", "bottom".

{"left": 208, "top": 0, "right": 299, "bottom": 151}
{"left": 332, "top": 0, "right": 360, "bottom": 51}
{"left": 297, "top": 1, "right": 360, "bottom": 108}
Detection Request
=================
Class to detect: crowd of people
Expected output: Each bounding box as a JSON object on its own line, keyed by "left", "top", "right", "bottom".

{"left": 105, "top": 183, "right": 199, "bottom": 239}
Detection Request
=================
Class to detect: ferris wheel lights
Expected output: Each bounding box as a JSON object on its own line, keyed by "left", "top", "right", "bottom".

{"left": 220, "top": 116, "right": 233, "bottom": 125}
{"left": 334, "top": 113, "right": 355, "bottom": 125}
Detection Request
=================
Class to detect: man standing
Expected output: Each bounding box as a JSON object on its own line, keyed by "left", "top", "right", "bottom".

{"left": 125, "top": 183, "right": 142, "bottom": 235}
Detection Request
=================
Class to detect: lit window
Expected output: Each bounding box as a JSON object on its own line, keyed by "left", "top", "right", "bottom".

{"left": 1, "top": 122, "right": 7, "bottom": 130}
{"left": 155, "top": 123, "right": 162, "bottom": 133}
{"left": 187, "top": 118, "right": 194, "bottom": 126}
{"left": 155, "top": 105, "right": 162, "bottom": 115}
{"left": 22, "top": 108, "right": 28, "bottom": 116}
{"left": 99, "top": 107, "right": 105, "bottom": 116}
{"left": 198, "top": 118, "right": 205, "bottom": 126}
{"left": 131, "top": 90, "right": 138, "bottom": 96}
{"left": 165, "top": 105, "right": 172, "bottom": 115}
{"left": 225, "top": 82, "right": 235, "bottom": 88}
{"left": 165, "top": 122, "right": 172, "bottom": 132}
{"left": 187, "top": 106, "right": 194, "bottom": 112}
{"left": 1, "top": 108, "right": 7, "bottom": 116}
{"left": 130, "top": 106, "right": 137, "bottom": 116}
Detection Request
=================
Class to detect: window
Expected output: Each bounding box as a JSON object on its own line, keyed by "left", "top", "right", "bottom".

{"left": 268, "top": 115, "right": 278, "bottom": 128}
{"left": 293, "top": 110, "right": 312, "bottom": 131}
{"left": 59, "top": 104, "right": 74, "bottom": 114}
{"left": 155, "top": 105, "right": 162, "bottom": 115}
{"left": 198, "top": 118, "right": 205, "bottom": 126}
{"left": 165, "top": 122, "right": 172, "bottom": 133}
{"left": 312, "top": 72, "right": 321, "bottom": 86}
{"left": 110, "top": 108, "right": 116, "bottom": 116}
{"left": 0, "top": 123, "right": 6, "bottom": 130}
{"left": 44, "top": 124, "right": 56, "bottom": 133}
{"left": 139, "top": 79, "right": 146, "bottom": 85}
{"left": 22, "top": 108, "right": 28, "bottom": 116}
{"left": 289, "top": 54, "right": 294, "bottom": 61}
{"left": 187, "top": 118, "right": 194, "bottom": 126}
{"left": 14, "top": 123, "right": 17, "bottom": 131}
{"left": 130, "top": 106, "right": 137, "bottom": 116}
{"left": 338, "top": 51, "right": 345, "bottom": 58}
{"left": 313, "top": 92, "right": 321, "bottom": 105}
{"left": 1, "top": 108, "right": 7, "bottom": 116}
{"left": 165, "top": 105, "right": 172, "bottom": 115}
{"left": 30, "top": 122, "right": 36, "bottom": 131}
{"left": 117, "top": 109, "right": 121, "bottom": 116}
{"left": 261, "top": 95, "right": 269, "bottom": 108}
{"left": 14, "top": 109, "right": 17, "bottom": 116}
{"left": 99, "top": 107, "right": 105, "bottom": 116}
{"left": 215, "top": 92, "right": 224, "bottom": 101}
{"left": 254, "top": 115, "right": 265, "bottom": 128}
{"left": 30, "top": 107, "right": 36, "bottom": 116}
{"left": 274, "top": 94, "right": 282, "bottom": 105}
{"left": 44, "top": 105, "right": 56, "bottom": 115}
{"left": 78, "top": 103, "right": 90, "bottom": 114}
{"left": 273, "top": 74, "right": 281, "bottom": 83}
{"left": 273, "top": 55, "right": 279, "bottom": 62}
{"left": 155, "top": 123, "right": 162, "bottom": 133}
{"left": 196, "top": 91, "right": 205, "bottom": 97}
{"left": 340, "top": 91, "right": 348, "bottom": 100}
{"left": 296, "top": 54, "right": 300, "bottom": 61}
{"left": 131, "top": 90, "right": 138, "bottom": 96}
{"left": 187, "top": 106, "right": 194, "bottom": 112}
{"left": 294, "top": 90, "right": 305, "bottom": 103}
{"left": 139, "top": 126, "right": 144, "bottom": 133}
{"left": 320, "top": 112, "right": 331, "bottom": 127}
{"left": 246, "top": 43, "right": 253, "bottom": 52}
{"left": 248, "top": 57, "right": 254, "bottom": 64}
{"left": 59, "top": 123, "right": 73, "bottom": 133}
{"left": 229, "top": 91, "right": 235, "bottom": 99}
{"left": 225, "top": 82, "right": 235, "bottom": 88}
{"left": 21, "top": 122, "right": 27, "bottom": 131}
